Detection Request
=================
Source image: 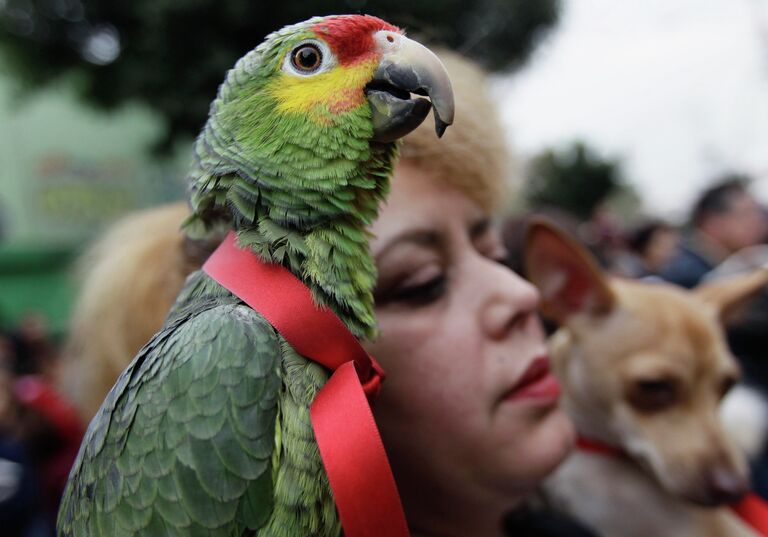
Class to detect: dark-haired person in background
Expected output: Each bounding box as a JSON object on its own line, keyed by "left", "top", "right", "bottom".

{"left": 624, "top": 219, "right": 680, "bottom": 278}
{"left": 661, "top": 175, "right": 767, "bottom": 288}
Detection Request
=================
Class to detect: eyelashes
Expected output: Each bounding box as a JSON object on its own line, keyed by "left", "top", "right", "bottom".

{"left": 376, "top": 255, "right": 510, "bottom": 308}
{"left": 385, "top": 276, "right": 446, "bottom": 307}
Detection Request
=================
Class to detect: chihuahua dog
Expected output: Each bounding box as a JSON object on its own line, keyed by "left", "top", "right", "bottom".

{"left": 523, "top": 219, "right": 768, "bottom": 537}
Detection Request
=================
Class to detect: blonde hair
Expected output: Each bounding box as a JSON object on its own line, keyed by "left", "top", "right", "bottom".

{"left": 401, "top": 50, "right": 510, "bottom": 213}
{"left": 59, "top": 203, "right": 195, "bottom": 419}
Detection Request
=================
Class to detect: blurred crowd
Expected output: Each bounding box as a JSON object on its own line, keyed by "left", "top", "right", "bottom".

{"left": 1, "top": 173, "right": 767, "bottom": 535}
{"left": 507, "top": 174, "right": 766, "bottom": 285}
{"left": 508, "top": 174, "right": 768, "bottom": 381}
{"left": 0, "top": 315, "right": 83, "bottom": 536}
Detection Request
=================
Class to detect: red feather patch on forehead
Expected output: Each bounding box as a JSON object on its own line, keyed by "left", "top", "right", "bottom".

{"left": 312, "top": 15, "right": 400, "bottom": 65}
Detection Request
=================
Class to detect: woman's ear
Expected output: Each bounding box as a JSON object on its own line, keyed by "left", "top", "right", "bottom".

{"left": 523, "top": 217, "right": 615, "bottom": 325}
{"left": 694, "top": 268, "right": 768, "bottom": 325}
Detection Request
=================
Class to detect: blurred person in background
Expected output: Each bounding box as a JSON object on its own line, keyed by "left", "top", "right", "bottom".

{"left": 661, "top": 176, "right": 767, "bottom": 288}
{"left": 13, "top": 375, "right": 83, "bottom": 534}
{"left": 0, "top": 336, "right": 48, "bottom": 537}
{"left": 10, "top": 315, "right": 58, "bottom": 379}
{"left": 0, "top": 318, "right": 84, "bottom": 536}
{"left": 623, "top": 219, "right": 680, "bottom": 278}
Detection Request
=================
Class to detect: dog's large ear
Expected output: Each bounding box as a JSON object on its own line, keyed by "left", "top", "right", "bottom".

{"left": 523, "top": 217, "right": 615, "bottom": 324}
{"left": 694, "top": 268, "right": 768, "bottom": 324}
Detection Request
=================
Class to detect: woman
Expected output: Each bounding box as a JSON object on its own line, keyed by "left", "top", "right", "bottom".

{"left": 61, "top": 51, "right": 582, "bottom": 536}
{"left": 368, "top": 159, "right": 574, "bottom": 536}
{"left": 367, "top": 54, "right": 573, "bottom": 534}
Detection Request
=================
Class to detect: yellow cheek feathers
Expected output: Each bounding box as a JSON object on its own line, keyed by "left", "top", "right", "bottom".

{"left": 268, "top": 59, "right": 377, "bottom": 119}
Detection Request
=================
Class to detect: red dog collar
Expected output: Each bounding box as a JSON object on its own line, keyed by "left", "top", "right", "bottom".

{"left": 576, "top": 434, "right": 768, "bottom": 535}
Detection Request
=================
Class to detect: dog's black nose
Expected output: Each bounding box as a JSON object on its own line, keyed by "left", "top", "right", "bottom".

{"left": 707, "top": 467, "right": 749, "bottom": 505}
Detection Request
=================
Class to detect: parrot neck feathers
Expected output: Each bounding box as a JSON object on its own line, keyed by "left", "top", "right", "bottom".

{"left": 186, "top": 139, "right": 398, "bottom": 341}
{"left": 235, "top": 210, "right": 380, "bottom": 341}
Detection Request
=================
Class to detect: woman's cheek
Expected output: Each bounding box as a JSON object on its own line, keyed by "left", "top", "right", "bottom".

{"left": 371, "top": 311, "right": 436, "bottom": 361}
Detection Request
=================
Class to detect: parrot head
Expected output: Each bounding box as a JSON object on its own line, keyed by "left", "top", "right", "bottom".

{"left": 187, "top": 14, "right": 454, "bottom": 234}
{"left": 258, "top": 14, "right": 455, "bottom": 142}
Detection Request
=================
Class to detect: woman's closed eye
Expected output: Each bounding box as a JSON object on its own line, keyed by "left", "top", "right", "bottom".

{"left": 375, "top": 264, "right": 446, "bottom": 307}
{"left": 388, "top": 275, "right": 446, "bottom": 305}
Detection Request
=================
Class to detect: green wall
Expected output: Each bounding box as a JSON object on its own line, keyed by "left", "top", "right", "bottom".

{"left": 0, "top": 69, "right": 188, "bottom": 334}
{"left": 0, "top": 243, "right": 76, "bottom": 336}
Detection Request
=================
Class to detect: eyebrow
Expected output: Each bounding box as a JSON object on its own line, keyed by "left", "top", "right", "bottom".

{"left": 374, "top": 216, "right": 493, "bottom": 262}
{"left": 374, "top": 229, "right": 441, "bottom": 262}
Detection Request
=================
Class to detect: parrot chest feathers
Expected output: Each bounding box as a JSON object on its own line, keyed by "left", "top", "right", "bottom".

{"left": 58, "top": 272, "right": 339, "bottom": 536}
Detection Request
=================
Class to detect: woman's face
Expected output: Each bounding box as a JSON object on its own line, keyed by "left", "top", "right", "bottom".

{"left": 367, "top": 162, "right": 574, "bottom": 531}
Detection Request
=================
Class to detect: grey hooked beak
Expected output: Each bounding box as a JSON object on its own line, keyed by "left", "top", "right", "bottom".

{"left": 366, "top": 31, "right": 455, "bottom": 143}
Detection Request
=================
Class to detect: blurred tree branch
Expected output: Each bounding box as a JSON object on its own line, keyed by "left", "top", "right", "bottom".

{"left": 524, "top": 141, "right": 627, "bottom": 221}
{"left": 0, "top": 0, "right": 560, "bottom": 152}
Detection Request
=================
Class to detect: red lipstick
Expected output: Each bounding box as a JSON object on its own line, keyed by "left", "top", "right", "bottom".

{"left": 504, "top": 356, "right": 561, "bottom": 403}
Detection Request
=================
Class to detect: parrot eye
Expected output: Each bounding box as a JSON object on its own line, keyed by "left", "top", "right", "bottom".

{"left": 291, "top": 44, "right": 322, "bottom": 72}
{"left": 282, "top": 39, "right": 333, "bottom": 77}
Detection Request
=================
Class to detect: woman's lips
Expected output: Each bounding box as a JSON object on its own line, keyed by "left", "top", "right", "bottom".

{"left": 503, "top": 356, "right": 561, "bottom": 403}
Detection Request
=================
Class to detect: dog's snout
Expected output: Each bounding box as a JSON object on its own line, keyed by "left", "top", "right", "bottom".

{"left": 704, "top": 466, "right": 749, "bottom": 505}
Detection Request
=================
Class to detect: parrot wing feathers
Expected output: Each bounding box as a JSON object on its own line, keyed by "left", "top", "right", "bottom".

{"left": 59, "top": 302, "right": 281, "bottom": 536}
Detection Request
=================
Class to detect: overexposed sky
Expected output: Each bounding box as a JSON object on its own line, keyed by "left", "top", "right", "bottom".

{"left": 495, "top": 0, "right": 768, "bottom": 220}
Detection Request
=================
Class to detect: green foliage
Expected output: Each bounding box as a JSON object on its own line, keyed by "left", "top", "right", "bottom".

{"left": 0, "top": 0, "right": 560, "bottom": 151}
{"left": 524, "top": 141, "right": 626, "bottom": 220}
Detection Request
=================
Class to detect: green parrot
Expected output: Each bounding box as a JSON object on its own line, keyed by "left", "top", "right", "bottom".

{"left": 57, "top": 14, "right": 453, "bottom": 537}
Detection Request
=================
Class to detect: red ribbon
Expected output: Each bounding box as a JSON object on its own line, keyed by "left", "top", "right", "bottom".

{"left": 203, "top": 231, "right": 409, "bottom": 537}
{"left": 576, "top": 435, "right": 768, "bottom": 535}
{"left": 733, "top": 494, "right": 768, "bottom": 536}
{"left": 575, "top": 435, "right": 627, "bottom": 459}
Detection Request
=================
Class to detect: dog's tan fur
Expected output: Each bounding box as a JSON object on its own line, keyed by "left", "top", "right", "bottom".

{"left": 524, "top": 219, "right": 768, "bottom": 537}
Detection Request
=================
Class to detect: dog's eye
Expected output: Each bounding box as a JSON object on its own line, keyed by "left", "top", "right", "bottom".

{"left": 627, "top": 378, "right": 680, "bottom": 412}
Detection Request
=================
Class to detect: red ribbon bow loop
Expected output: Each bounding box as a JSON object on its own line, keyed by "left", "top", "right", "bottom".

{"left": 203, "top": 231, "right": 409, "bottom": 537}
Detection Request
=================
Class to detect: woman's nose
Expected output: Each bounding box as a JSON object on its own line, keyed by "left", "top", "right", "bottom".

{"left": 478, "top": 261, "right": 541, "bottom": 340}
